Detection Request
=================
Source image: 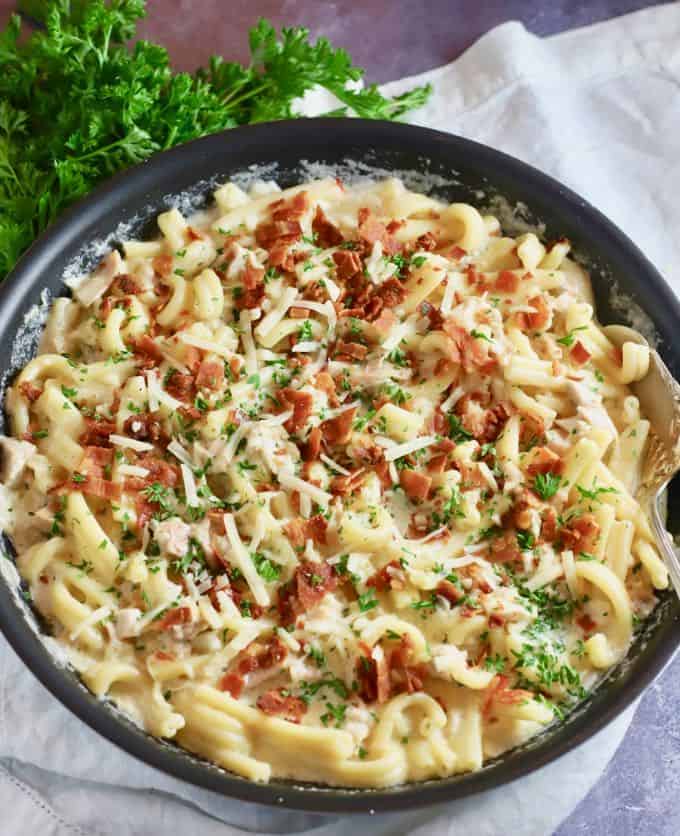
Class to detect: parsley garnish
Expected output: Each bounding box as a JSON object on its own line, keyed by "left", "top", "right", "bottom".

{"left": 0, "top": 5, "right": 430, "bottom": 282}
{"left": 533, "top": 472, "right": 562, "bottom": 500}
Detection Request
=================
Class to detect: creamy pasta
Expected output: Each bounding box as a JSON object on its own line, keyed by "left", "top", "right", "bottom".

{"left": 0, "top": 176, "right": 668, "bottom": 787}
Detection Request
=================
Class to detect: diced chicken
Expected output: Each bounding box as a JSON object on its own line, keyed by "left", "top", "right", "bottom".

{"left": 0, "top": 436, "right": 36, "bottom": 487}
{"left": 154, "top": 517, "right": 191, "bottom": 557}
{"left": 116, "top": 608, "right": 142, "bottom": 639}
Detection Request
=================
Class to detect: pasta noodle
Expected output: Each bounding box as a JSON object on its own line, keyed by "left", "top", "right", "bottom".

{"left": 0, "top": 177, "right": 668, "bottom": 788}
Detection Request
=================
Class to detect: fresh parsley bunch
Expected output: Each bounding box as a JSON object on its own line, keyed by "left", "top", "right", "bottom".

{"left": 0, "top": 0, "right": 431, "bottom": 280}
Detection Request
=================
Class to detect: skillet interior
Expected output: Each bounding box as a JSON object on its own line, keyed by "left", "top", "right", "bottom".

{"left": 0, "top": 118, "right": 678, "bottom": 813}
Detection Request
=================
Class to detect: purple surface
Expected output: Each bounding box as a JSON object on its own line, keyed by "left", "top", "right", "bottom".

{"left": 0, "top": 1, "right": 676, "bottom": 833}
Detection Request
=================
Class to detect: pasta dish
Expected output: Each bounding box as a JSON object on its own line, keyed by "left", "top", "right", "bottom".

{"left": 0, "top": 177, "right": 668, "bottom": 787}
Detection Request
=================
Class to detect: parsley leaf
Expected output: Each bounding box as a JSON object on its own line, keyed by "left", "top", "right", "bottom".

{"left": 533, "top": 472, "right": 562, "bottom": 500}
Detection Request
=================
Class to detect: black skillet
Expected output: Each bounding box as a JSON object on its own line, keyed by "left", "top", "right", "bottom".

{"left": 0, "top": 119, "right": 677, "bottom": 813}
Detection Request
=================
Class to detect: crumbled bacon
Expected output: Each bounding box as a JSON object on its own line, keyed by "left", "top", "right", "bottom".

{"left": 164, "top": 369, "right": 195, "bottom": 402}
{"left": 157, "top": 606, "right": 192, "bottom": 630}
{"left": 303, "top": 426, "right": 322, "bottom": 462}
{"left": 196, "top": 360, "right": 224, "bottom": 390}
{"left": 373, "top": 277, "right": 407, "bottom": 308}
{"left": 257, "top": 688, "right": 307, "bottom": 722}
{"left": 80, "top": 446, "right": 113, "bottom": 478}
{"left": 494, "top": 270, "right": 519, "bottom": 293}
{"left": 71, "top": 475, "right": 121, "bottom": 501}
{"left": 389, "top": 636, "right": 426, "bottom": 695}
{"left": 576, "top": 613, "right": 597, "bottom": 633}
{"left": 527, "top": 446, "right": 563, "bottom": 476}
{"left": 110, "top": 274, "right": 141, "bottom": 295}
{"left": 255, "top": 220, "right": 302, "bottom": 249}
{"left": 79, "top": 418, "right": 116, "bottom": 447}
{"left": 420, "top": 300, "right": 445, "bottom": 331}
{"left": 123, "top": 412, "right": 165, "bottom": 443}
{"left": 332, "top": 249, "right": 362, "bottom": 281}
{"left": 357, "top": 207, "right": 400, "bottom": 255}
{"left": 334, "top": 340, "right": 367, "bottom": 361}
{"left": 516, "top": 294, "right": 551, "bottom": 331}
{"left": 427, "top": 453, "right": 448, "bottom": 474}
{"left": 235, "top": 264, "right": 266, "bottom": 309}
{"left": 321, "top": 407, "right": 357, "bottom": 445}
{"left": 436, "top": 579, "right": 461, "bottom": 605}
{"left": 218, "top": 672, "right": 244, "bottom": 698}
{"left": 399, "top": 469, "right": 432, "bottom": 502}
{"left": 356, "top": 650, "right": 390, "bottom": 704}
{"left": 560, "top": 513, "right": 600, "bottom": 553}
{"left": 312, "top": 206, "right": 344, "bottom": 247}
{"left": 570, "top": 341, "right": 591, "bottom": 366}
{"left": 443, "top": 323, "right": 497, "bottom": 374}
{"left": 487, "top": 532, "right": 522, "bottom": 564}
{"left": 278, "top": 561, "right": 337, "bottom": 625}
{"left": 283, "top": 515, "right": 328, "bottom": 548}
{"left": 268, "top": 239, "right": 296, "bottom": 273}
{"left": 367, "top": 560, "right": 405, "bottom": 592}
{"left": 313, "top": 371, "right": 339, "bottom": 407}
{"left": 271, "top": 191, "right": 309, "bottom": 222}
{"left": 279, "top": 387, "right": 314, "bottom": 433}
{"left": 540, "top": 506, "right": 559, "bottom": 542}
{"left": 330, "top": 468, "right": 365, "bottom": 496}
{"left": 416, "top": 231, "right": 438, "bottom": 251}
{"left": 482, "top": 674, "right": 534, "bottom": 717}
{"left": 19, "top": 381, "right": 43, "bottom": 403}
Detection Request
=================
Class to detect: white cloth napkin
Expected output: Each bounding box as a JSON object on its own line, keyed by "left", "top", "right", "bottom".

{"left": 2, "top": 3, "right": 680, "bottom": 834}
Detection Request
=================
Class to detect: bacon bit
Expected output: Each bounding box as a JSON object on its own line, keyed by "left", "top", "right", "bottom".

{"left": 302, "top": 426, "right": 322, "bottom": 462}
{"left": 255, "top": 220, "right": 303, "bottom": 250}
{"left": 267, "top": 238, "right": 296, "bottom": 273}
{"left": 418, "top": 299, "right": 445, "bottom": 331}
{"left": 110, "top": 274, "right": 141, "bottom": 295}
{"left": 237, "top": 636, "right": 288, "bottom": 675}
{"left": 612, "top": 345, "right": 623, "bottom": 367}
{"left": 132, "top": 335, "right": 163, "bottom": 366}
{"left": 334, "top": 340, "right": 367, "bottom": 361}
{"left": 457, "top": 462, "right": 487, "bottom": 489}
{"left": 321, "top": 407, "right": 357, "bottom": 446}
{"left": 312, "top": 206, "right": 344, "bottom": 247}
{"left": 257, "top": 688, "right": 307, "bottom": 723}
{"left": 516, "top": 294, "right": 551, "bottom": 331}
{"left": 388, "top": 635, "right": 426, "bottom": 695}
{"left": 279, "top": 387, "right": 313, "bottom": 434}
{"left": 79, "top": 417, "right": 116, "bottom": 447}
{"left": 288, "top": 306, "right": 308, "bottom": 319}
{"left": 576, "top": 613, "right": 597, "bottom": 633}
{"left": 570, "top": 341, "right": 591, "bottom": 366}
{"left": 445, "top": 244, "right": 467, "bottom": 261}
{"left": 196, "top": 360, "right": 224, "bottom": 391}
{"left": 136, "top": 455, "right": 180, "bottom": 487}
{"left": 494, "top": 270, "right": 519, "bottom": 293}
{"left": 488, "top": 532, "right": 522, "bottom": 564}
{"left": 313, "top": 371, "right": 339, "bottom": 407}
{"left": 540, "top": 506, "right": 559, "bottom": 542}
{"left": 235, "top": 264, "right": 266, "bottom": 310}
{"left": 123, "top": 412, "right": 165, "bottom": 443}
{"left": 154, "top": 650, "right": 175, "bottom": 661}
{"left": 435, "top": 579, "right": 461, "bottom": 605}
{"left": 489, "top": 613, "right": 505, "bottom": 628}
{"left": 483, "top": 675, "right": 534, "bottom": 717}
{"left": 444, "top": 323, "right": 497, "bottom": 375}
{"left": 367, "top": 560, "right": 405, "bottom": 592}
{"left": 416, "top": 231, "right": 438, "bottom": 251}
{"left": 218, "top": 672, "right": 244, "bottom": 698}
{"left": 399, "top": 469, "right": 432, "bottom": 502}
{"left": 164, "top": 369, "right": 195, "bottom": 402}
{"left": 80, "top": 446, "right": 114, "bottom": 478}
{"left": 527, "top": 446, "right": 563, "bottom": 476}
{"left": 152, "top": 255, "right": 173, "bottom": 277}
{"left": 520, "top": 412, "right": 546, "bottom": 447}
{"left": 427, "top": 453, "right": 448, "bottom": 475}
{"left": 356, "top": 651, "right": 390, "bottom": 704}
{"left": 374, "top": 277, "right": 407, "bottom": 308}
{"left": 70, "top": 475, "right": 121, "bottom": 501}
{"left": 330, "top": 468, "right": 365, "bottom": 496}
{"left": 283, "top": 515, "right": 328, "bottom": 548}
{"left": 332, "top": 249, "right": 362, "bottom": 281}
{"left": 512, "top": 487, "right": 540, "bottom": 530}
{"left": 157, "top": 606, "right": 192, "bottom": 630}
{"left": 287, "top": 561, "right": 337, "bottom": 618}
{"left": 271, "top": 191, "right": 309, "bottom": 222}
{"left": 357, "top": 207, "right": 400, "bottom": 255}
{"left": 560, "top": 513, "right": 600, "bottom": 553}
{"left": 19, "top": 381, "right": 42, "bottom": 402}
{"left": 374, "top": 458, "right": 393, "bottom": 489}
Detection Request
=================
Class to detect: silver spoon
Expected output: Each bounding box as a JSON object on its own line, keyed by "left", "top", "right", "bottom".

{"left": 604, "top": 324, "right": 680, "bottom": 596}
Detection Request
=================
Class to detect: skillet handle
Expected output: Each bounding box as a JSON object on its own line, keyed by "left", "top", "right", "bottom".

{"left": 650, "top": 484, "right": 680, "bottom": 600}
